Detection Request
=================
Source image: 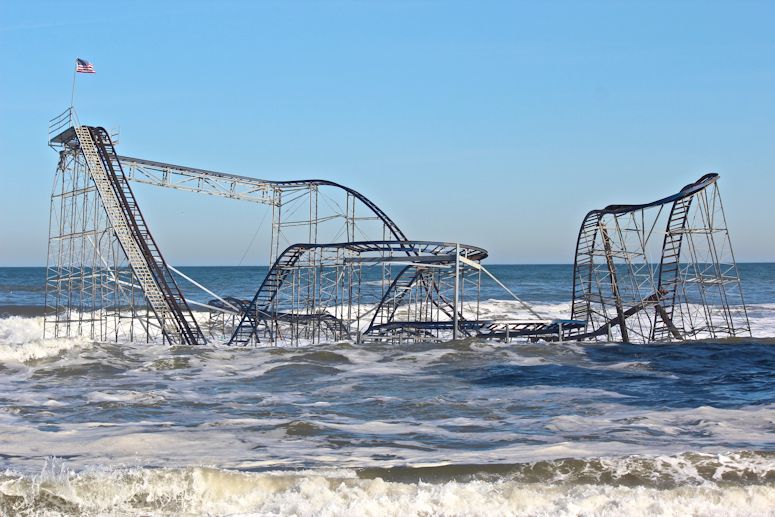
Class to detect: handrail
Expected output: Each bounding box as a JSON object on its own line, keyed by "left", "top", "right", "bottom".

{"left": 48, "top": 107, "right": 75, "bottom": 144}
{"left": 85, "top": 126, "right": 205, "bottom": 345}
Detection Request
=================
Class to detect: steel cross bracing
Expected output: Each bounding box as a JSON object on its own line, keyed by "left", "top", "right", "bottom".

{"left": 118, "top": 155, "right": 407, "bottom": 263}
{"left": 228, "top": 241, "right": 492, "bottom": 346}
{"left": 45, "top": 147, "right": 156, "bottom": 343}
{"left": 73, "top": 127, "right": 205, "bottom": 345}
{"left": 45, "top": 110, "right": 414, "bottom": 346}
{"left": 567, "top": 174, "right": 750, "bottom": 343}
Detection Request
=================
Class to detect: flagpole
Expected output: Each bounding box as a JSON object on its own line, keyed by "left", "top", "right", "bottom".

{"left": 70, "top": 60, "right": 77, "bottom": 110}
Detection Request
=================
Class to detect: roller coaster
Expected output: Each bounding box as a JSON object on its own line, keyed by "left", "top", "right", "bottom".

{"left": 567, "top": 173, "right": 750, "bottom": 342}
{"left": 44, "top": 108, "right": 750, "bottom": 345}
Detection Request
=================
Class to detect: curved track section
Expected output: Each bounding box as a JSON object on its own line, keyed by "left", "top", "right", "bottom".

{"left": 229, "top": 241, "right": 487, "bottom": 345}
{"left": 568, "top": 173, "right": 749, "bottom": 342}
{"left": 570, "top": 174, "right": 718, "bottom": 328}
{"left": 118, "top": 156, "right": 408, "bottom": 242}
{"left": 266, "top": 179, "right": 407, "bottom": 243}
{"left": 363, "top": 242, "right": 488, "bottom": 338}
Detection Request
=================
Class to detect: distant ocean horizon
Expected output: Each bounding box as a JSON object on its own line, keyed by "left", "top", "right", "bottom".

{"left": 3, "top": 262, "right": 775, "bottom": 312}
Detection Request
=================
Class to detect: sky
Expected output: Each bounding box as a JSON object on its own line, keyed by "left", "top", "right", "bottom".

{"left": 0, "top": 0, "right": 773, "bottom": 266}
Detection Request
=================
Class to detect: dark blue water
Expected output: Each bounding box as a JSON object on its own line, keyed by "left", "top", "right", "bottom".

{"left": 0, "top": 264, "right": 773, "bottom": 515}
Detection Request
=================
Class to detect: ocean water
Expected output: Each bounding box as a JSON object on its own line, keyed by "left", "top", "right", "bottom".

{"left": 0, "top": 264, "right": 774, "bottom": 516}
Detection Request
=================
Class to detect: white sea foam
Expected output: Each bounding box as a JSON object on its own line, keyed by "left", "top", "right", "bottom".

{"left": 0, "top": 316, "right": 90, "bottom": 363}
{"left": 478, "top": 299, "right": 775, "bottom": 340}
{"left": 0, "top": 315, "right": 44, "bottom": 344}
{"left": 476, "top": 299, "right": 575, "bottom": 323}
{"left": 0, "top": 399, "right": 770, "bottom": 473}
{"left": 3, "top": 297, "right": 771, "bottom": 357}
{"left": 1, "top": 311, "right": 774, "bottom": 508}
{"left": 1, "top": 456, "right": 774, "bottom": 517}
{"left": 86, "top": 390, "right": 167, "bottom": 405}
{"left": 746, "top": 303, "right": 775, "bottom": 338}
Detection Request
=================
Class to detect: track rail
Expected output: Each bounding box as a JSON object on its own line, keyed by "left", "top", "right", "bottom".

{"left": 118, "top": 155, "right": 408, "bottom": 242}
{"left": 76, "top": 126, "right": 205, "bottom": 345}
{"left": 229, "top": 241, "right": 487, "bottom": 345}
{"left": 568, "top": 173, "right": 720, "bottom": 341}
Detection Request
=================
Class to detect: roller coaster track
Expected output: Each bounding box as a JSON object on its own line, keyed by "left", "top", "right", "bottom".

{"left": 651, "top": 194, "right": 695, "bottom": 341}
{"left": 229, "top": 245, "right": 309, "bottom": 345}
{"left": 365, "top": 265, "right": 424, "bottom": 335}
{"left": 229, "top": 241, "right": 487, "bottom": 345}
{"left": 117, "top": 155, "right": 408, "bottom": 242}
{"left": 75, "top": 126, "right": 205, "bottom": 345}
{"left": 568, "top": 173, "right": 720, "bottom": 341}
{"left": 363, "top": 265, "right": 467, "bottom": 337}
{"left": 50, "top": 121, "right": 407, "bottom": 244}
{"left": 113, "top": 157, "right": 491, "bottom": 345}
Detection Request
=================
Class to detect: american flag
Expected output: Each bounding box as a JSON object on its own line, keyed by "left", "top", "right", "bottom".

{"left": 75, "top": 58, "right": 95, "bottom": 74}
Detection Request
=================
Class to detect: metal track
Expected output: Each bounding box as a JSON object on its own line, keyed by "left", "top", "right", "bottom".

{"left": 229, "top": 241, "right": 488, "bottom": 345}
{"left": 118, "top": 155, "right": 407, "bottom": 242}
{"left": 567, "top": 173, "right": 749, "bottom": 343}
{"left": 75, "top": 126, "right": 205, "bottom": 345}
{"left": 651, "top": 195, "right": 693, "bottom": 341}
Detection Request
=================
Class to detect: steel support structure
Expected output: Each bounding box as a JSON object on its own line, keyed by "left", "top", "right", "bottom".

{"left": 44, "top": 109, "right": 420, "bottom": 345}
{"left": 228, "top": 241, "right": 489, "bottom": 346}
{"left": 48, "top": 108, "right": 738, "bottom": 348}
{"left": 567, "top": 174, "right": 750, "bottom": 343}
{"left": 45, "top": 124, "right": 155, "bottom": 343}
{"left": 119, "top": 155, "right": 407, "bottom": 262}
{"left": 45, "top": 109, "right": 205, "bottom": 345}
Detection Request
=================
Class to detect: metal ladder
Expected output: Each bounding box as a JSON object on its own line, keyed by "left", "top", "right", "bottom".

{"left": 75, "top": 125, "right": 205, "bottom": 345}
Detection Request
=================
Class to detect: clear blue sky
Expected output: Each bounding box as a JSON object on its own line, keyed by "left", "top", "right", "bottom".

{"left": 1, "top": 0, "right": 773, "bottom": 266}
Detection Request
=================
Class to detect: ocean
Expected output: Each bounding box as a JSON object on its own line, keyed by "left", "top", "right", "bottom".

{"left": 1, "top": 264, "right": 774, "bottom": 516}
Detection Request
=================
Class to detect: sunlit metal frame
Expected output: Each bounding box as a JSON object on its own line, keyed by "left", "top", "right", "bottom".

{"left": 567, "top": 174, "right": 750, "bottom": 343}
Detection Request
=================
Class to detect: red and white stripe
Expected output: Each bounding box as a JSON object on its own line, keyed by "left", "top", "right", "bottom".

{"left": 76, "top": 59, "right": 95, "bottom": 74}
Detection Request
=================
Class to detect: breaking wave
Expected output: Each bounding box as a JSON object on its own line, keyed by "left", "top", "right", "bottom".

{"left": 2, "top": 453, "right": 774, "bottom": 516}
{"left": 0, "top": 316, "right": 90, "bottom": 363}
{"left": 2, "top": 308, "right": 774, "bottom": 516}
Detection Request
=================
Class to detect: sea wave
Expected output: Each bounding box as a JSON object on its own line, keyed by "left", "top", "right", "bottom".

{"left": 1, "top": 313, "right": 774, "bottom": 517}
{"left": 1, "top": 453, "right": 774, "bottom": 516}
{"left": 0, "top": 316, "right": 90, "bottom": 363}
{"left": 1, "top": 298, "right": 773, "bottom": 354}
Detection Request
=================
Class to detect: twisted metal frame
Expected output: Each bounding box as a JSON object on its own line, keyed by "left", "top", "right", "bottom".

{"left": 229, "top": 241, "right": 488, "bottom": 346}
{"left": 568, "top": 174, "right": 750, "bottom": 343}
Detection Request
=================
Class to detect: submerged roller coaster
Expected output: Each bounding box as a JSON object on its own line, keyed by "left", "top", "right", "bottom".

{"left": 44, "top": 108, "right": 750, "bottom": 346}
{"left": 567, "top": 174, "right": 750, "bottom": 343}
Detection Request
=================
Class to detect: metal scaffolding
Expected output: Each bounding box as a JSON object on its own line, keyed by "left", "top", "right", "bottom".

{"left": 567, "top": 174, "right": 750, "bottom": 343}
{"left": 227, "top": 241, "right": 490, "bottom": 346}
{"left": 45, "top": 127, "right": 154, "bottom": 343}
{"left": 46, "top": 110, "right": 204, "bottom": 345}
{"left": 46, "top": 109, "right": 561, "bottom": 346}
{"left": 45, "top": 108, "right": 746, "bottom": 347}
